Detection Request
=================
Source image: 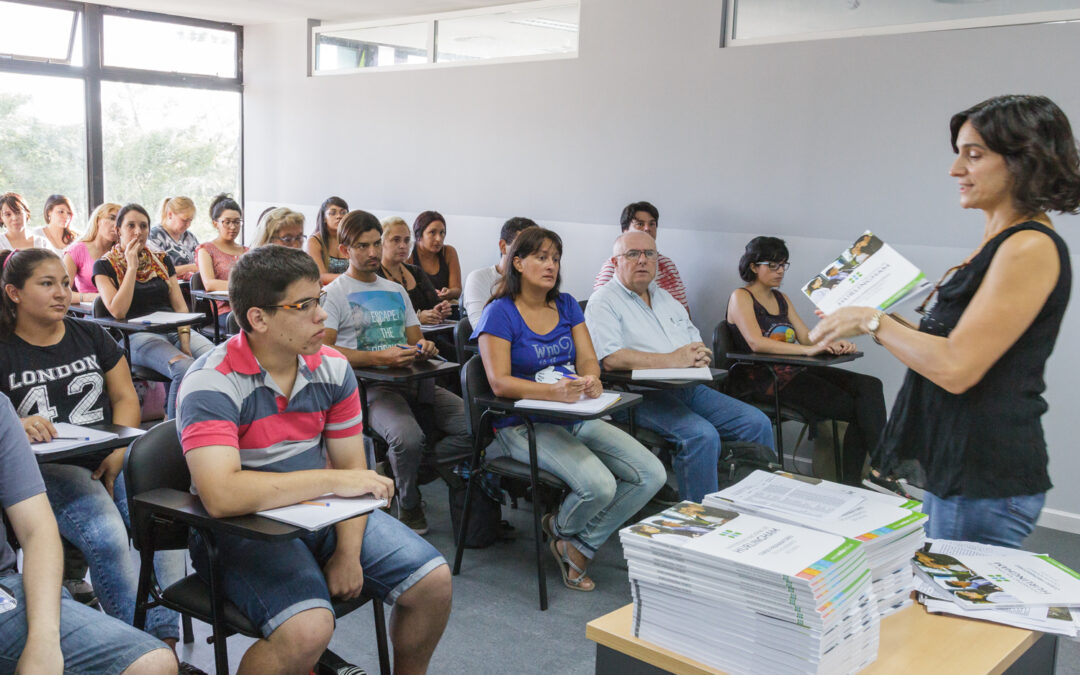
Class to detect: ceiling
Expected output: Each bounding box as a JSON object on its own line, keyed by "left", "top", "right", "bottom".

{"left": 97, "top": 0, "right": 541, "bottom": 26}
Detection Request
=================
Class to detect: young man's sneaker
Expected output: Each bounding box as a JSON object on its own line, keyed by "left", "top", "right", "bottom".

{"left": 398, "top": 505, "right": 429, "bottom": 535}
{"left": 63, "top": 579, "right": 99, "bottom": 608}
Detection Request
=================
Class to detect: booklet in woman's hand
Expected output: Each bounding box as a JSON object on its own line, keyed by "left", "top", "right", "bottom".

{"left": 801, "top": 232, "right": 930, "bottom": 313}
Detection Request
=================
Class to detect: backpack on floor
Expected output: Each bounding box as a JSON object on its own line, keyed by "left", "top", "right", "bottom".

{"left": 718, "top": 442, "right": 782, "bottom": 490}
{"left": 444, "top": 464, "right": 511, "bottom": 549}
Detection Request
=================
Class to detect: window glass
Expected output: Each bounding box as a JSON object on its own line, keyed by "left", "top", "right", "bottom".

{"left": 103, "top": 14, "right": 237, "bottom": 78}
{"left": 435, "top": 3, "right": 578, "bottom": 62}
{"left": 315, "top": 21, "right": 429, "bottom": 71}
{"left": 0, "top": 1, "right": 80, "bottom": 64}
{"left": 101, "top": 81, "right": 241, "bottom": 243}
{"left": 0, "top": 72, "right": 88, "bottom": 231}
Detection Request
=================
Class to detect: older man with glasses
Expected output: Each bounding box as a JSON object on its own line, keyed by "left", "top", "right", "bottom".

{"left": 585, "top": 231, "right": 774, "bottom": 502}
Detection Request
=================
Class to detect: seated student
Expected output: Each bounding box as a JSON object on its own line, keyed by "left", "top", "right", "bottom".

{"left": 0, "top": 393, "right": 177, "bottom": 674}
{"left": 32, "top": 194, "right": 79, "bottom": 253}
{"left": 378, "top": 217, "right": 451, "bottom": 325}
{"left": 307, "top": 196, "right": 350, "bottom": 284}
{"left": 473, "top": 226, "right": 665, "bottom": 592}
{"left": 726, "top": 236, "right": 886, "bottom": 485}
{"left": 177, "top": 245, "right": 451, "bottom": 674}
{"left": 323, "top": 211, "right": 472, "bottom": 535}
{"left": 461, "top": 217, "right": 536, "bottom": 326}
{"left": 0, "top": 248, "right": 187, "bottom": 656}
{"left": 251, "top": 207, "right": 306, "bottom": 249}
{"left": 195, "top": 194, "right": 247, "bottom": 331}
{"left": 0, "top": 192, "right": 49, "bottom": 251}
{"left": 585, "top": 231, "right": 775, "bottom": 502}
{"left": 593, "top": 201, "right": 689, "bottom": 314}
{"left": 148, "top": 196, "right": 199, "bottom": 280}
{"left": 64, "top": 202, "right": 120, "bottom": 303}
{"left": 407, "top": 211, "right": 462, "bottom": 302}
{"left": 93, "top": 203, "right": 214, "bottom": 418}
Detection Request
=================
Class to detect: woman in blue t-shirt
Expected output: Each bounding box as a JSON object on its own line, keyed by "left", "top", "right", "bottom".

{"left": 473, "top": 227, "right": 665, "bottom": 592}
{"left": 0, "top": 248, "right": 184, "bottom": 651}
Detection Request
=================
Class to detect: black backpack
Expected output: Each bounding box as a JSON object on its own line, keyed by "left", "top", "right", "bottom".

{"left": 718, "top": 442, "right": 782, "bottom": 489}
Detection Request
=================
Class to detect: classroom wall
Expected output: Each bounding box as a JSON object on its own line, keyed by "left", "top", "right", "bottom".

{"left": 242, "top": 1, "right": 1080, "bottom": 529}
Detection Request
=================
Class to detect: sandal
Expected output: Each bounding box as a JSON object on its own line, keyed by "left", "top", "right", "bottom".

{"left": 543, "top": 514, "right": 595, "bottom": 592}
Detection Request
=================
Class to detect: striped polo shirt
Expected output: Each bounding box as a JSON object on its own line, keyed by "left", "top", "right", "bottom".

{"left": 177, "top": 332, "right": 362, "bottom": 473}
{"left": 593, "top": 253, "right": 689, "bottom": 313}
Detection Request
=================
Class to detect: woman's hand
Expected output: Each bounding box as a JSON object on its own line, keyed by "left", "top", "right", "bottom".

{"left": 550, "top": 376, "right": 587, "bottom": 403}
{"left": 21, "top": 416, "right": 57, "bottom": 443}
{"left": 827, "top": 340, "right": 858, "bottom": 355}
{"left": 809, "top": 307, "right": 877, "bottom": 348}
{"left": 91, "top": 448, "right": 126, "bottom": 497}
{"left": 436, "top": 286, "right": 452, "bottom": 300}
{"left": 418, "top": 309, "right": 439, "bottom": 325}
{"left": 580, "top": 375, "right": 603, "bottom": 399}
{"left": 123, "top": 237, "right": 142, "bottom": 270}
{"left": 433, "top": 300, "right": 452, "bottom": 320}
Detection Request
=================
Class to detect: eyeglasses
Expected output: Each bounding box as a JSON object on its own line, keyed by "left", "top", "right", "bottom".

{"left": 618, "top": 249, "right": 658, "bottom": 261}
{"left": 260, "top": 290, "right": 327, "bottom": 313}
{"left": 755, "top": 261, "right": 790, "bottom": 271}
{"left": 220, "top": 218, "right": 243, "bottom": 227}
{"left": 272, "top": 234, "right": 306, "bottom": 246}
{"left": 915, "top": 263, "right": 966, "bottom": 315}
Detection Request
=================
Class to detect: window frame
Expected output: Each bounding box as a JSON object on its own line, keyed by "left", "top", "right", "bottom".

{"left": 0, "top": 0, "right": 244, "bottom": 234}
{"left": 310, "top": 0, "right": 579, "bottom": 76}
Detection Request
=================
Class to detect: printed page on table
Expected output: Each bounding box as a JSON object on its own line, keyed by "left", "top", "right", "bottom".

{"left": 31, "top": 423, "right": 119, "bottom": 455}
{"left": 800, "top": 231, "right": 930, "bottom": 314}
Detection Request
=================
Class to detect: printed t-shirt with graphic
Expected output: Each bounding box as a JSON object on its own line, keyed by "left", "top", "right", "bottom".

{"left": 323, "top": 274, "right": 419, "bottom": 351}
{"left": 0, "top": 394, "right": 47, "bottom": 574}
{"left": 0, "top": 318, "right": 125, "bottom": 469}
{"left": 471, "top": 292, "right": 585, "bottom": 428}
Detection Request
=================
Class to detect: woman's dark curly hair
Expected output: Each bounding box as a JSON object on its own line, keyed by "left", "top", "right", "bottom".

{"left": 951, "top": 95, "right": 1080, "bottom": 216}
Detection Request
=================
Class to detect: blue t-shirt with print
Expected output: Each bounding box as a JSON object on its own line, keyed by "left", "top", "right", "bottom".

{"left": 472, "top": 293, "right": 584, "bottom": 427}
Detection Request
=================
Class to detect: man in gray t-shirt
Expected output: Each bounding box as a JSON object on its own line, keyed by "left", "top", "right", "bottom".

{"left": 0, "top": 394, "right": 175, "bottom": 672}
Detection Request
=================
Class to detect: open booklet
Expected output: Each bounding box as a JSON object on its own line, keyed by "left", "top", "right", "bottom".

{"left": 257, "top": 494, "right": 388, "bottom": 531}
{"left": 31, "top": 423, "right": 119, "bottom": 455}
{"left": 514, "top": 391, "right": 621, "bottom": 414}
{"left": 127, "top": 311, "right": 206, "bottom": 324}
{"left": 801, "top": 231, "right": 930, "bottom": 314}
{"left": 631, "top": 367, "right": 713, "bottom": 381}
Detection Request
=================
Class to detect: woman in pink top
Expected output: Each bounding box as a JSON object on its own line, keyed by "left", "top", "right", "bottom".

{"left": 63, "top": 202, "right": 120, "bottom": 303}
{"left": 195, "top": 194, "right": 247, "bottom": 329}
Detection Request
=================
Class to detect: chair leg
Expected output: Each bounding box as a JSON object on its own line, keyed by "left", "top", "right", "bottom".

{"left": 204, "top": 532, "right": 231, "bottom": 675}
{"left": 182, "top": 614, "right": 194, "bottom": 644}
{"left": 524, "top": 420, "right": 548, "bottom": 611}
{"left": 373, "top": 600, "right": 391, "bottom": 675}
{"left": 133, "top": 546, "right": 155, "bottom": 630}
{"left": 769, "top": 366, "right": 786, "bottom": 471}
{"left": 832, "top": 418, "right": 843, "bottom": 483}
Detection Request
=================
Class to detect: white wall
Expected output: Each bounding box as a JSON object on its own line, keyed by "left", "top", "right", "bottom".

{"left": 242, "top": 1, "right": 1080, "bottom": 529}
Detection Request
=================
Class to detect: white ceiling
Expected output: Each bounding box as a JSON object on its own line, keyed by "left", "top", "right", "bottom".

{"left": 97, "top": 0, "right": 541, "bottom": 26}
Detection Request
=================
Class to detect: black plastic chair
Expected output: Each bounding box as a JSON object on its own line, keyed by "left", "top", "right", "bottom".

{"left": 124, "top": 420, "right": 390, "bottom": 675}
{"left": 452, "top": 355, "right": 568, "bottom": 611}
{"left": 453, "top": 314, "right": 477, "bottom": 367}
{"left": 188, "top": 273, "right": 222, "bottom": 344}
{"left": 712, "top": 320, "right": 842, "bottom": 477}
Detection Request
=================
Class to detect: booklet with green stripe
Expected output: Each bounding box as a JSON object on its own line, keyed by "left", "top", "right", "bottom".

{"left": 801, "top": 231, "right": 930, "bottom": 314}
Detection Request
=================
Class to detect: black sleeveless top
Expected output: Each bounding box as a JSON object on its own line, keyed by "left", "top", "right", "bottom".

{"left": 877, "top": 222, "right": 1070, "bottom": 499}
{"left": 728, "top": 289, "right": 804, "bottom": 396}
{"left": 409, "top": 248, "right": 450, "bottom": 290}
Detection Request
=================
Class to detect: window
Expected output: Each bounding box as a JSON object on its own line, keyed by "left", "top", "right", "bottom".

{"left": 312, "top": 0, "right": 579, "bottom": 74}
{"left": 0, "top": 3, "right": 243, "bottom": 238}
{"left": 726, "top": 0, "right": 1080, "bottom": 45}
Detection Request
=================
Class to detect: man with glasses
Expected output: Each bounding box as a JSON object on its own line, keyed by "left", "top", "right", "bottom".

{"left": 585, "top": 231, "right": 774, "bottom": 502}
{"left": 177, "top": 245, "right": 452, "bottom": 674}
{"left": 321, "top": 210, "right": 472, "bottom": 535}
{"left": 593, "top": 201, "right": 690, "bottom": 314}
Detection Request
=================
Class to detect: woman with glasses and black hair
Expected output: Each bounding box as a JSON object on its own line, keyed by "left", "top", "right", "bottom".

{"left": 726, "top": 236, "right": 885, "bottom": 487}
{"left": 812, "top": 95, "right": 1080, "bottom": 548}
{"left": 196, "top": 194, "right": 247, "bottom": 331}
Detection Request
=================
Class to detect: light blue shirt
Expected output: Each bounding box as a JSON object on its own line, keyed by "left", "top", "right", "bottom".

{"left": 585, "top": 277, "right": 701, "bottom": 361}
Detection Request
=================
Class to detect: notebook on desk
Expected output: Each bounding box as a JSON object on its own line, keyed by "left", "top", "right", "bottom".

{"left": 631, "top": 367, "right": 712, "bottom": 381}
{"left": 514, "top": 392, "right": 621, "bottom": 414}
{"left": 127, "top": 311, "right": 205, "bottom": 324}
{"left": 256, "top": 494, "right": 388, "bottom": 531}
{"left": 31, "top": 423, "right": 119, "bottom": 456}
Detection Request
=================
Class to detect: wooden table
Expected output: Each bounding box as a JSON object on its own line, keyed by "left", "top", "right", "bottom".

{"left": 586, "top": 603, "right": 1057, "bottom": 675}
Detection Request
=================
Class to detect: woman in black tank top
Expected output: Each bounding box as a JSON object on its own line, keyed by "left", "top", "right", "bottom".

{"left": 811, "top": 95, "right": 1080, "bottom": 548}
{"left": 727, "top": 236, "right": 887, "bottom": 486}
{"left": 407, "top": 210, "right": 462, "bottom": 302}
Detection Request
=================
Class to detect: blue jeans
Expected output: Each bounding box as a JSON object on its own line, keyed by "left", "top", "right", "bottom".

{"left": 128, "top": 330, "right": 213, "bottom": 418}
{"left": 189, "top": 509, "right": 446, "bottom": 638}
{"left": 922, "top": 491, "right": 1046, "bottom": 548}
{"left": 615, "top": 385, "right": 775, "bottom": 502}
{"left": 40, "top": 463, "right": 185, "bottom": 641}
{"left": 0, "top": 573, "right": 168, "bottom": 674}
{"left": 490, "top": 419, "right": 666, "bottom": 558}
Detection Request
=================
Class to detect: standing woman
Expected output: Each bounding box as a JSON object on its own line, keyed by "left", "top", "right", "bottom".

{"left": 196, "top": 194, "right": 247, "bottom": 329}
{"left": 0, "top": 248, "right": 185, "bottom": 651}
{"left": 32, "top": 194, "right": 78, "bottom": 252}
{"left": 307, "top": 195, "right": 349, "bottom": 283}
{"left": 407, "top": 210, "right": 462, "bottom": 302}
{"left": 93, "top": 203, "right": 213, "bottom": 418}
{"left": 148, "top": 196, "right": 199, "bottom": 280}
{"left": 64, "top": 202, "right": 120, "bottom": 303}
{"left": 378, "top": 217, "right": 452, "bottom": 325}
{"left": 0, "top": 192, "right": 49, "bottom": 250}
{"left": 726, "top": 236, "right": 886, "bottom": 486}
{"left": 472, "top": 227, "right": 664, "bottom": 591}
{"left": 812, "top": 95, "right": 1080, "bottom": 547}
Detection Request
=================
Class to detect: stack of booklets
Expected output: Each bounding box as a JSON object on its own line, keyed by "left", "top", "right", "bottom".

{"left": 704, "top": 471, "right": 926, "bottom": 617}
{"left": 913, "top": 539, "right": 1080, "bottom": 638}
{"left": 620, "top": 502, "right": 880, "bottom": 674}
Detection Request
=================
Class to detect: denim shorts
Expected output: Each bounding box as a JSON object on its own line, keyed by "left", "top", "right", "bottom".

{"left": 189, "top": 509, "right": 446, "bottom": 638}
{"left": 0, "top": 573, "right": 165, "bottom": 674}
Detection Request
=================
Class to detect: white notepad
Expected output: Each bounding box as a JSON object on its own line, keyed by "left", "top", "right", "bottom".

{"left": 514, "top": 392, "right": 621, "bottom": 414}
{"left": 31, "top": 423, "right": 119, "bottom": 456}
{"left": 257, "top": 494, "right": 388, "bottom": 531}
{"left": 127, "top": 311, "right": 205, "bottom": 324}
{"left": 631, "top": 367, "right": 713, "bottom": 381}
